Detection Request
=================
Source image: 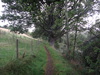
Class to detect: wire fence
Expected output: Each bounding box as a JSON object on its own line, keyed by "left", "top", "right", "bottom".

{"left": 0, "top": 30, "right": 42, "bottom": 67}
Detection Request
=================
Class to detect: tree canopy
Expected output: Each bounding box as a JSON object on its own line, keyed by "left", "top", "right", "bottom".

{"left": 0, "top": 0, "right": 97, "bottom": 45}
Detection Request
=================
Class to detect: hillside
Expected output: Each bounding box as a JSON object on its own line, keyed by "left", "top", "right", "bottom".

{"left": 0, "top": 27, "right": 33, "bottom": 39}
{"left": 0, "top": 28, "right": 80, "bottom": 75}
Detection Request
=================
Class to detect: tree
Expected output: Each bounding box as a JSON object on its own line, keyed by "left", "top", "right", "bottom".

{"left": 81, "top": 34, "right": 100, "bottom": 74}
{"left": 3, "top": 25, "right": 8, "bottom": 28}
{"left": 1, "top": 10, "right": 32, "bottom": 33}
{"left": 88, "top": 19, "right": 100, "bottom": 38}
{"left": 0, "top": 0, "right": 96, "bottom": 47}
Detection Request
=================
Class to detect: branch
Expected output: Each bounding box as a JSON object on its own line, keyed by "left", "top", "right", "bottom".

{"left": 88, "top": 28, "right": 100, "bottom": 38}
{"left": 38, "top": 18, "right": 53, "bottom": 33}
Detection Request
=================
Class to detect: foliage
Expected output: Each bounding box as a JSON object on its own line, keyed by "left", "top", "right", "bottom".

{"left": 81, "top": 35, "right": 100, "bottom": 74}
{"left": 0, "top": 0, "right": 96, "bottom": 44}
{"left": 10, "top": 25, "right": 28, "bottom": 34}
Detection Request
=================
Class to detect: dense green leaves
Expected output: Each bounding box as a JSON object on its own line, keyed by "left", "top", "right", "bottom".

{"left": 1, "top": 0, "right": 95, "bottom": 38}
{"left": 81, "top": 35, "right": 100, "bottom": 74}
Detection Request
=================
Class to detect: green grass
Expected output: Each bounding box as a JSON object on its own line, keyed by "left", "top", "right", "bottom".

{"left": 0, "top": 32, "right": 34, "bottom": 67}
{"left": 0, "top": 31, "right": 47, "bottom": 75}
{"left": 0, "top": 43, "right": 47, "bottom": 75}
{"left": 45, "top": 42, "right": 80, "bottom": 75}
{"left": 0, "top": 31, "right": 80, "bottom": 75}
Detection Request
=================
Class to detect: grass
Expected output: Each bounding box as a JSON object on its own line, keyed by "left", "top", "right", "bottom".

{"left": 0, "top": 30, "right": 80, "bottom": 75}
{"left": 0, "top": 31, "right": 47, "bottom": 75}
{"left": 45, "top": 42, "right": 80, "bottom": 75}
{"left": 0, "top": 31, "right": 33, "bottom": 67}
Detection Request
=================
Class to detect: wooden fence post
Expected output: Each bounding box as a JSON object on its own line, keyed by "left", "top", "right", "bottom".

{"left": 31, "top": 40, "right": 33, "bottom": 51}
{"left": 16, "top": 39, "right": 19, "bottom": 59}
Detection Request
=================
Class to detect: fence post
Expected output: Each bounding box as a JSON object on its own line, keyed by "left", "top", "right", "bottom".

{"left": 0, "top": 30, "right": 1, "bottom": 35}
{"left": 16, "top": 39, "right": 19, "bottom": 59}
{"left": 31, "top": 40, "right": 33, "bottom": 51}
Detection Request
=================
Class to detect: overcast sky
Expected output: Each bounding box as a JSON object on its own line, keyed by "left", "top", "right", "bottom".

{"left": 0, "top": 0, "right": 100, "bottom": 29}
{"left": 0, "top": 0, "right": 8, "bottom": 26}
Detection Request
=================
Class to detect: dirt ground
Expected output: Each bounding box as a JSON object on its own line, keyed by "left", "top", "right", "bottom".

{"left": 44, "top": 46, "right": 54, "bottom": 75}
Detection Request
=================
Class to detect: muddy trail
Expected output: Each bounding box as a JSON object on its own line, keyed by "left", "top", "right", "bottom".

{"left": 44, "top": 46, "right": 54, "bottom": 75}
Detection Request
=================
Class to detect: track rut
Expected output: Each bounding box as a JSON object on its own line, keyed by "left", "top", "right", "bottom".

{"left": 44, "top": 46, "right": 54, "bottom": 75}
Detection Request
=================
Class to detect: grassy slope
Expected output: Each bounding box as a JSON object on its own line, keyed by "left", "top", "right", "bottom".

{"left": 0, "top": 31, "right": 80, "bottom": 75}
{"left": 0, "top": 31, "right": 33, "bottom": 67}
{"left": 45, "top": 42, "right": 80, "bottom": 75}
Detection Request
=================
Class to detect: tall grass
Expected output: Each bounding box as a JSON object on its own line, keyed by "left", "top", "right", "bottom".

{"left": 0, "top": 31, "right": 47, "bottom": 75}
{"left": 0, "top": 30, "right": 80, "bottom": 75}
{"left": 0, "top": 31, "right": 35, "bottom": 67}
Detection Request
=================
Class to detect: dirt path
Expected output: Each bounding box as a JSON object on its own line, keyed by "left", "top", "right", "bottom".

{"left": 44, "top": 46, "right": 54, "bottom": 75}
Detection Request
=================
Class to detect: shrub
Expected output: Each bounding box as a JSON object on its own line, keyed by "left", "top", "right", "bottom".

{"left": 82, "top": 35, "right": 100, "bottom": 74}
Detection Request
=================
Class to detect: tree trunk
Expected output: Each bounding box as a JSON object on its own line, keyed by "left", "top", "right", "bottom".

{"left": 65, "top": 0, "right": 70, "bottom": 56}
{"left": 48, "top": 37, "right": 55, "bottom": 47}
{"left": 66, "top": 31, "right": 70, "bottom": 55}
{"left": 16, "top": 39, "right": 19, "bottom": 59}
{"left": 73, "top": 25, "right": 78, "bottom": 59}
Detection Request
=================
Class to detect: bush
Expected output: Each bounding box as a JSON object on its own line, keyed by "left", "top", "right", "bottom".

{"left": 81, "top": 35, "right": 100, "bottom": 74}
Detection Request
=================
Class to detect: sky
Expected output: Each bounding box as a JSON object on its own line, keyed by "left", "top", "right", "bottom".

{"left": 0, "top": 0, "right": 8, "bottom": 26}
{"left": 85, "top": 13, "right": 100, "bottom": 28}
{"left": 0, "top": 0, "right": 100, "bottom": 31}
